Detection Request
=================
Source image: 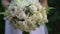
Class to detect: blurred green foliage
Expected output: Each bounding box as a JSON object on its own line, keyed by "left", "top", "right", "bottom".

{"left": 47, "top": 0, "right": 60, "bottom": 34}
{"left": 0, "top": 0, "right": 60, "bottom": 34}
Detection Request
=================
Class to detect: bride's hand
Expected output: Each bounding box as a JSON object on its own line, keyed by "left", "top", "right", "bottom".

{"left": 39, "top": 0, "right": 48, "bottom": 8}
{"left": 1, "top": 0, "right": 10, "bottom": 9}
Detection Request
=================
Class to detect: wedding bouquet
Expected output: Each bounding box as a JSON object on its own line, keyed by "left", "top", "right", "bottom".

{"left": 1, "top": 0, "right": 48, "bottom": 32}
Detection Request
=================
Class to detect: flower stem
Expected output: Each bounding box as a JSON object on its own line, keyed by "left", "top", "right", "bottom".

{"left": 23, "top": 31, "right": 29, "bottom": 34}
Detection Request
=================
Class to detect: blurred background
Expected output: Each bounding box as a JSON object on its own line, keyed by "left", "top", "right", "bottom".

{"left": 0, "top": 0, "right": 60, "bottom": 34}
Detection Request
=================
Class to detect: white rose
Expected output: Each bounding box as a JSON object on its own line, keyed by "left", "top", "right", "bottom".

{"left": 10, "top": 6, "right": 18, "bottom": 16}
{"left": 37, "top": 13, "right": 43, "bottom": 21}
{"left": 16, "top": 11, "right": 27, "bottom": 19}
{"left": 29, "top": 5, "right": 37, "bottom": 11}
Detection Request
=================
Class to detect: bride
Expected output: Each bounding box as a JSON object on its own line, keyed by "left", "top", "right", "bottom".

{"left": 2, "top": 0, "right": 48, "bottom": 34}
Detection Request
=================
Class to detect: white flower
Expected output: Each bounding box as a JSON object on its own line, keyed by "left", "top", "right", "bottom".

{"left": 9, "top": 6, "right": 17, "bottom": 16}
{"left": 38, "top": 13, "right": 43, "bottom": 19}
{"left": 34, "top": 3, "right": 43, "bottom": 11}
{"left": 16, "top": 11, "right": 27, "bottom": 19}
{"left": 29, "top": 5, "right": 37, "bottom": 11}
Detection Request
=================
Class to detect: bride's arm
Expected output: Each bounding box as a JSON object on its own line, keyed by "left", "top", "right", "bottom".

{"left": 1, "top": 0, "right": 10, "bottom": 9}
{"left": 39, "top": 0, "right": 48, "bottom": 8}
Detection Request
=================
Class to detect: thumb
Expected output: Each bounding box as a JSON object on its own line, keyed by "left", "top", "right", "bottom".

{"left": 1, "top": 0, "right": 9, "bottom": 9}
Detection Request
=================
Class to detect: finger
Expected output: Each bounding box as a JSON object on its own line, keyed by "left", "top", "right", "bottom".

{"left": 39, "top": 0, "right": 48, "bottom": 8}
{"left": 1, "top": 0, "right": 9, "bottom": 9}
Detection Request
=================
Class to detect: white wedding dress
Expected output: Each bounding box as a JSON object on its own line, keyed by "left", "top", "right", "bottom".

{"left": 5, "top": 19, "right": 48, "bottom": 34}
{"left": 5, "top": 0, "right": 48, "bottom": 34}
